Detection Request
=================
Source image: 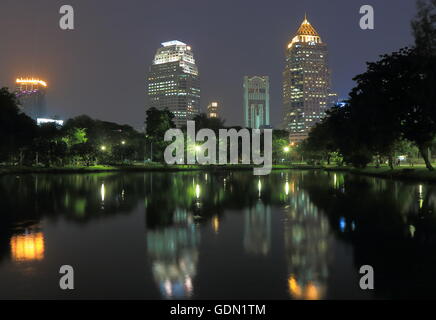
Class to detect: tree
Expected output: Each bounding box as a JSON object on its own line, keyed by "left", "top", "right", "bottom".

{"left": 33, "top": 123, "right": 67, "bottom": 167}
{"left": 272, "top": 130, "right": 291, "bottom": 163}
{"left": 304, "top": 121, "right": 338, "bottom": 165}
{"left": 145, "top": 107, "right": 176, "bottom": 161}
{"left": 412, "top": 0, "right": 436, "bottom": 56}
{"left": 191, "top": 113, "right": 226, "bottom": 134}
{"left": 0, "top": 87, "right": 37, "bottom": 164}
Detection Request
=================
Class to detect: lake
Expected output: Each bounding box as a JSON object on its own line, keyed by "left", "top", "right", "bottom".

{"left": 0, "top": 170, "right": 435, "bottom": 299}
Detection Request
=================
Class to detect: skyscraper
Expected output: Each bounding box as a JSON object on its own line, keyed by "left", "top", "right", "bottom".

{"left": 282, "top": 15, "right": 335, "bottom": 142}
{"left": 147, "top": 40, "right": 200, "bottom": 128}
{"left": 243, "top": 76, "right": 270, "bottom": 129}
{"left": 15, "top": 78, "right": 47, "bottom": 120}
{"left": 207, "top": 101, "right": 219, "bottom": 118}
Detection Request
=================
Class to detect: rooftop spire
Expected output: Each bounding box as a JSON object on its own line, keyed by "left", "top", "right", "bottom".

{"left": 295, "top": 14, "right": 319, "bottom": 37}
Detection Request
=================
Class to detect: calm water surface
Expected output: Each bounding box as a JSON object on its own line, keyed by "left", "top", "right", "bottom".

{"left": 0, "top": 170, "right": 435, "bottom": 299}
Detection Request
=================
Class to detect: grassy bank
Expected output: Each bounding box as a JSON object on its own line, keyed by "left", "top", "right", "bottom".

{"left": 325, "top": 165, "right": 436, "bottom": 183}
{"left": 0, "top": 163, "right": 323, "bottom": 175}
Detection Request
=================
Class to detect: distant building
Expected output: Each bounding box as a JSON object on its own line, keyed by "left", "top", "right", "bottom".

{"left": 243, "top": 76, "right": 270, "bottom": 129}
{"left": 37, "top": 118, "right": 64, "bottom": 126}
{"left": 207, "top": 101, "right": 219, "bottom": 118}
{"left": 15, "top": 78, "right": 47, "bottom": 120}
{"left": 147, "top": 40, "right": 200, "bottom": 128}
{"left": 283, "top": 15, "right": 336, "bottom": 141}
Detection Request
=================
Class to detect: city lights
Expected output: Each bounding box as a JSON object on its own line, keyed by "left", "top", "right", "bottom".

{"left": 16, "top": 78, "right": 47, "bottom": 87}
{"left": 10, "top": 232, "right": 45, "bottom": 261}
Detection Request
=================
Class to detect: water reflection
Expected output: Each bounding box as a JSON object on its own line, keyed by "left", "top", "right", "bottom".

{"left": 283, "top": 176, "right": 330, "bottom": 300}
{"left": 2, "top": 171, "right": 436, "bottom": 299}
{"left": 10, "top": 231, "right": 45, "bottom": 262}
{"left": 244, "top": 202, "right": 271, "bottom": 256}
{"left": 146, "top": 209, "right": 199, "bottom": 299}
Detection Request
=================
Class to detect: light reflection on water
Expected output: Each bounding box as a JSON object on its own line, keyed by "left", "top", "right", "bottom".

{"left": 0, "top": 170, "right": 436, "bottom": 299}
{"left": 10, "top": 231, "right": 45, "bottom": 262}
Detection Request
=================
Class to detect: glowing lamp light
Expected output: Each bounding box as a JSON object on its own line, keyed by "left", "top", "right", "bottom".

{"left": 283, "top": 146, "right": 290, "bottom": 153}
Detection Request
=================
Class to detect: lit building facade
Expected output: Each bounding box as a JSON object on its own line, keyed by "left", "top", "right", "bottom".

{"left": 243, "top": 76, "right": 270, "bottom": 129}
{"left": 37, "top": 118, "right": 64, "bottom": 126}
{"left": 15, "top": 78, "right": 47, "bottom": 120}
{"left": 282, "top": 16, "right": 335, "bottom": 141}
{"left": 207, "top": 101, "right": 219, "bottom": 118}
{"left": 147, "top": 40, "right": 200, "bottom": 128}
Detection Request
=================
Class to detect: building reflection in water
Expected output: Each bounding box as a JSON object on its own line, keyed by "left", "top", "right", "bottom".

{"left": 284, "top": 176, "right": 331, "bottom": 300}
{"left": 146, "top": 209, "right": 199, "bottom": 299}
{"left": 244, "top": 202, "right": 271, "bottom": 256}
{"left": 212, "top": 215, "right": 220, "bottom": 234}
{"left": 10, "top": 231, "right": 45, "bottom": 262}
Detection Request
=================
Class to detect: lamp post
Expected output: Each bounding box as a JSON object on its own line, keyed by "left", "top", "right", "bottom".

{"left": 145, "top": 135, "right": 153, "bottom": 162}
{"left": 121, "top": 141, "right": 126, "bottom": 163}
{"left": 283, "top": 146, "right": 291, "bottom": 164}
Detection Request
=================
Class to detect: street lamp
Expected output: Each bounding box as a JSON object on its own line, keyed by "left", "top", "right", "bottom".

{"left": 283, "top": 146, "right": 290, "bottom": 153}
{"left": 121, "top": 140, "right": 126, "bottom": 145}
{"left": 101, "top": 145, "right": 107, "bottom": 151}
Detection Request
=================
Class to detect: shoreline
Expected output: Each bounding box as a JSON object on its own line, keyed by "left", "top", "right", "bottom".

{"left": 324, "top": 166, "right": 436, "bottom": 183}
{"left": 2, "top": 164, "right": 436, "bottom": 183}
{"left": 0, "top": 164, "right": 323, "bottom": 175}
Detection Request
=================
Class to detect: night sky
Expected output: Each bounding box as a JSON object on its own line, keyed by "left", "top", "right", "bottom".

{"left": 0, "top": 0, "right": 416, "bottom": 130}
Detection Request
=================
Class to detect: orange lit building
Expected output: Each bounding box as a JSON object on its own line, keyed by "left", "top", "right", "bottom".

{"left": 15, "top": 78, "right": 47, "bottom": 120}
{"left": 283, "top": 16, "right": 336, "bottom": 140}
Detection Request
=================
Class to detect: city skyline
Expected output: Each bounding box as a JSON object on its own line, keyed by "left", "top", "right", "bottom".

{"left": 0, "top": 0, "right": 416, "bottom": 130}
{"left": 1, "top": 0, "right": 436, "bottom": 304}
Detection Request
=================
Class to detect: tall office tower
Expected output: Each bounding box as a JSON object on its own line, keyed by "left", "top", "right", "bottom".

{"left": 147, "top": 40, "right": 200, "bottom": 128}
{"left": 243, "top": 76, "right": 270, "bottom": 129}
{"left": 283, "top": 15, "right": 335, "bottom": 142}
{"left": 207, "top": 101, "right": 219, "bottom": 118}
{"left": 15, "top": 78, "right": 47, "bottom": 120}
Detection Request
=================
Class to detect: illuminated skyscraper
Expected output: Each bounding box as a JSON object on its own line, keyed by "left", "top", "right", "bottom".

{"left": 283, "top": 16, "right": 335, "bottom": 142}
{"left": 147, "top": 40, "right": 200, "bottom": 128}
{"left": 15, "top": 78, "right": 47, "bottom": 120}
{"left": 207, "top": 101, "right": 219, "bottom": 118}
{"left": 243, "top": 76, "right": 270, "bottom": 129}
